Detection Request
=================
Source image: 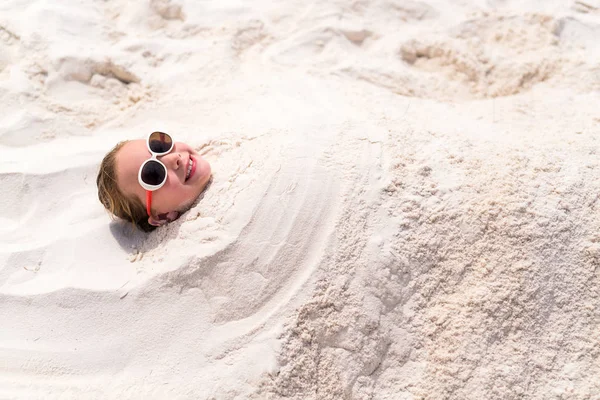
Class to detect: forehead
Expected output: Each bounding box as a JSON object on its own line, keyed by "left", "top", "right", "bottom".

{"left": 115, "top": 139, "right": 150, "bottom": 196}
{"left": 120, "top": 139, "right": 148, "bottom": 161}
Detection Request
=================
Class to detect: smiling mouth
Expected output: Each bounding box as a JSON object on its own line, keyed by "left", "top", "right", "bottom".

{"left": 185, "top": 157, "right": 196, "bottom": 182}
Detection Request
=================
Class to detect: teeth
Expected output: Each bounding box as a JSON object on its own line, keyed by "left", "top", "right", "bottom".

{"left": 186, "top": 159, "right": 192, "bottom": 180}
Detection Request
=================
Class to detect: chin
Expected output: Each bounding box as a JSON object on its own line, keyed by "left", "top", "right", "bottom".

{"left": 197, "top": 159, "right": 212, "bottom": 187}
{"left": 197, "top": 173, "right": 212, "bottom": 194}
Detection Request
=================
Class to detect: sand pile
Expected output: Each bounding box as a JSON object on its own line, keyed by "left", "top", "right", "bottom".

{"left": 1, "top": 0, "right": 599, "bottom": 398}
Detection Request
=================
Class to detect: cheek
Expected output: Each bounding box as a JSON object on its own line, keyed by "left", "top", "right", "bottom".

{"left": 160, "top": 182, "right": 193, "bottom": 207}
{"left": 176, "top": 142, "right": 192, "bottom": 153}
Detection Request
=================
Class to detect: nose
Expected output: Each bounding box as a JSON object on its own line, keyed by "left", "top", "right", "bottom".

{"left": 159, "top": 152, "right": 182, "bottom": 170}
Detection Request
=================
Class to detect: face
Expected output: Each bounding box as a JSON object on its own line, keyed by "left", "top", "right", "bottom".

{"left": 116, "top": 139, "right": 212, "bottom": 217}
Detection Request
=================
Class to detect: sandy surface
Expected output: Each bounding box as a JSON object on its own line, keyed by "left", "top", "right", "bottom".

{"left": 1, "top": 0, "right": 600, "bottom": 398}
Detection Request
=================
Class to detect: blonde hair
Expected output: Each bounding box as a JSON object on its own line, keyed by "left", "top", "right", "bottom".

{"left": 96, "top": 141, "right": 155, "bottom": 232}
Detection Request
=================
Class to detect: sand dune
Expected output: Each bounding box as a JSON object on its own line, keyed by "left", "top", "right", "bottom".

{"left": 1, "top": 0, "right": 599, "bottom": 398}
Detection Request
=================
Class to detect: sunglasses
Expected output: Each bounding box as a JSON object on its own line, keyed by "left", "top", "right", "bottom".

{"left": 138, "top": 131, "right": 174, "bottom": 217}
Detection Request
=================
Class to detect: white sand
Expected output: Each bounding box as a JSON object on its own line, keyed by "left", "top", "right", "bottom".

{"left": 1, "top": 0, "right": 600, "bottom": 398}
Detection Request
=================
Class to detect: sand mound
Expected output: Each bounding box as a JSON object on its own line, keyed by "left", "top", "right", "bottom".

{"left": 259, "top": 124, "right": 600, "bottom": 399}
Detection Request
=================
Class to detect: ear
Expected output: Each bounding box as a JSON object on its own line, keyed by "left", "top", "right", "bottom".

{"left": 148, "top": 211, "right": 180, "bottom": 227}
{"left": 148, "top": 214, "right": 167, "bottom": 227}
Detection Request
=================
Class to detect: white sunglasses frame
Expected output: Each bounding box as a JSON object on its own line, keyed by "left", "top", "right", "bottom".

{"left": 137, "top": 132, "right": 175, "bottom": 191}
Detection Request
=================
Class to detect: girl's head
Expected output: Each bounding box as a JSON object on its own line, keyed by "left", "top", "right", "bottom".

{"left": 97, "top": 133, "right": 212, "bottom": 231}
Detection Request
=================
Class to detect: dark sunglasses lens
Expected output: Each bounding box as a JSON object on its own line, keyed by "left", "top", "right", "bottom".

{"left": 141, "top": 160, "right": 167, "bottom": 186}
{"left": 148, "top": 131, "right": 173, "bottom": 154}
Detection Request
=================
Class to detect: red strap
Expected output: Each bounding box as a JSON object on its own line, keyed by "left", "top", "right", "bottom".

{"left": 146, "top": 191, "right": 152, "bottom": 217}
